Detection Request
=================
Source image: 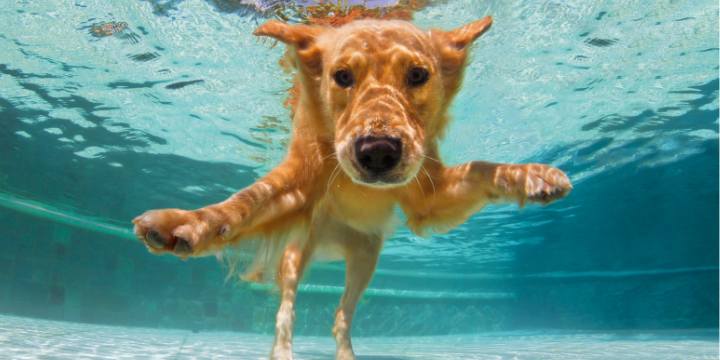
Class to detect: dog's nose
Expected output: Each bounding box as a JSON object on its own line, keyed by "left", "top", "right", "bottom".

{"left": 355, "top": 136, "right": 402, "bottom": 174}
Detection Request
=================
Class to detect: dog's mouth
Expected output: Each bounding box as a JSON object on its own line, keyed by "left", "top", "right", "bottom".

{"left": 349, "top": 170, "right": 409, "bottom": 188}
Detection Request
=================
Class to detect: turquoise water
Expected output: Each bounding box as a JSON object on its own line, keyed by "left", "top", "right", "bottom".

{"left": 0, "top": 0, "right": 718, "bottom": 358}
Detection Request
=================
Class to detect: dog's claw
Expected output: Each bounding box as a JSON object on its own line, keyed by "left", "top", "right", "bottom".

{"left": 173, "top": 237, "right": 192, "bottom": 255}
{"left": 219, "top": 224, "right": 230, "bottom": 237}
{"left": 146, "top": 229, "right": 167, "bottom": 249}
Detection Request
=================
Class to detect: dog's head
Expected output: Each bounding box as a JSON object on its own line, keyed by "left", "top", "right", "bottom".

{"left": 255, "top": 17, "right": 492, "bottom": 188}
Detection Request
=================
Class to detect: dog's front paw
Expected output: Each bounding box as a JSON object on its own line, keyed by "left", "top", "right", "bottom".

{"left": 521, "top": 164, "right": 572, "bottom": 204}
{"left": 132, "top": 208, "right": 227, "bottom": 258}
{"left": 497, "top": 164, "right": 572, "bottom": 205}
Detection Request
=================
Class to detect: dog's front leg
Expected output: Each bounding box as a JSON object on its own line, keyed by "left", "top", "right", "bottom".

{"left": 333, "top": 232, "right": 382, "bottom": 360}
{"left": 271, "top": 242, "right": 314, "bottom": 360}
{"left": 132, "top": 162, "right": 312, "bottom": 257}
{"left": 403, "top": 161, "right": 572, "bottom": 234}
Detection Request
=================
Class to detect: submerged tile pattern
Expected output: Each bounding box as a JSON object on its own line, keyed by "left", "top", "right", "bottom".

{"left": 0, "top": 315, "right": 717, "bottom": 360}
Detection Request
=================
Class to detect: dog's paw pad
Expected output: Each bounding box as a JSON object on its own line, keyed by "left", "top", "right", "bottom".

{"left": 145, "top": 229, "right": 168, "bottom": 249}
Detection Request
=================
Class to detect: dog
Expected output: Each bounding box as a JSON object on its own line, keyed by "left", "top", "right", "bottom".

{"left": 133, "top": 16, "right": 572, "bottom": 360}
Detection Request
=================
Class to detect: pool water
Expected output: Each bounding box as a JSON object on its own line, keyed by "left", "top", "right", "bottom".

{"left": 0, "top": 0, "right": 718, "bottom": 358}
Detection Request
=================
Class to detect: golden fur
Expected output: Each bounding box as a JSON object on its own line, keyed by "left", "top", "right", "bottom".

{"left": 133, "top": 17, "right": 571, "bottom": 360}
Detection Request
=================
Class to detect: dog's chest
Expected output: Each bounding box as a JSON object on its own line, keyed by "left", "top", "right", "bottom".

{"left": 323, "top": 176, "right": 397, "bottom": 234}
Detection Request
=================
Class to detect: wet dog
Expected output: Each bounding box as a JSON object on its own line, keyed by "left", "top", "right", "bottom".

{"left": 133, "top": 16, "right": 571, "bottom": 360}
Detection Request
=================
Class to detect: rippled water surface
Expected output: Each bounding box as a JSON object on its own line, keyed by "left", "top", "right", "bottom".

{"left": 0, "top": 0, "right": 717, "bottom": 356}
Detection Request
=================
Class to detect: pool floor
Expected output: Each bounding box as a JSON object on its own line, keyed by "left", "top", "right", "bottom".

{"left": 0, "top": 315, "right": 716, "bottom": 359}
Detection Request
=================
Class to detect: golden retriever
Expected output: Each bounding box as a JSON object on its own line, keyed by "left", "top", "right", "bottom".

{"left": 133, "top": 16, "right": 571, "bottom": 360}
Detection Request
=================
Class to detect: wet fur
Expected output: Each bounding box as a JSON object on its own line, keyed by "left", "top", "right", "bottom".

{"left": 133, "top": 17, "right": 572, "bottom": 360}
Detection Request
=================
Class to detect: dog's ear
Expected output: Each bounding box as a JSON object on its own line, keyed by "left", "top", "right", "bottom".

{"left": 254, "top": 20, "right": 325, "bottom": 74}
{"left": 443, "top": 16, "right": 493, "bottom": 50}
{"left": 432, "top": 16, "right": 492, "bottom": 75}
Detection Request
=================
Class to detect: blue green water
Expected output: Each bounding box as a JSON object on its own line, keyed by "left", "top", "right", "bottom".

{"left": 0, "top": 0, "right": 718, "bottom": 358}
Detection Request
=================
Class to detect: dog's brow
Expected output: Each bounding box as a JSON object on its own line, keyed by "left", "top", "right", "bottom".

{"left": 388, "top": 29, "right": 430, "bottom": 52}
{"left": 333, "top": 25, "right": 431, "bottom": 57}
{"left": 335, "top": 31, "right": 378, "bottom": 53}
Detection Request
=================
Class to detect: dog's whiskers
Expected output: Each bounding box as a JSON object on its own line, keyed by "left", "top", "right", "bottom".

{"left": 325, "top": 163, "right": 342, "bottom": 194}
{"left": 321, "top": 152, "right": 338, "bottom": 162}
{"left": 423, "top": 154, "right": 441, "bottom": 164}
{"left": 413, "top": 174, "right": 426, "bottom": 199}
{"left": 421, "top": 165, "right": 436, "bottom": 194}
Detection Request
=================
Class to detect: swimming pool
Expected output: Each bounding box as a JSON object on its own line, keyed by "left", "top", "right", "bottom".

{"left": 0, "top": 0, "right": 717, "bottom": 358}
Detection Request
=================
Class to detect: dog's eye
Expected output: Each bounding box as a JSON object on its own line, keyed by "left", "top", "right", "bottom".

{"left": 406, "top": 67, "right": 429, "bottom": 87}
{"left": 333, "top": 69, "right": 354, "bottom": 88}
